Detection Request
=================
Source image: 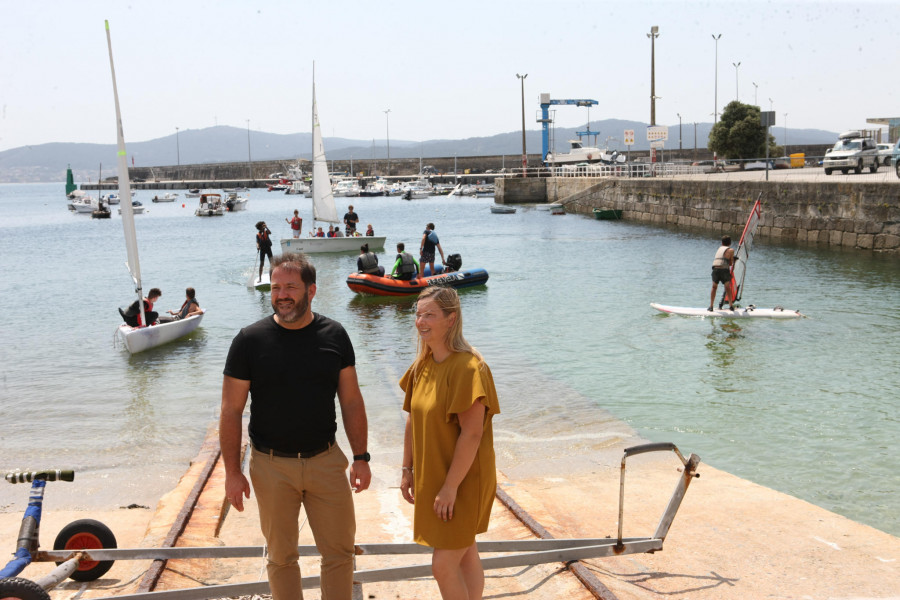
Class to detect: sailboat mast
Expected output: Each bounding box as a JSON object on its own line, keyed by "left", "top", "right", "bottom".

{"left": 105, "top": 20, "right": 145, "bottom": 328}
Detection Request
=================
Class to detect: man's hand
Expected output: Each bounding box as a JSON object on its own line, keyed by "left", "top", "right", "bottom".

{"left": 349, "top": 461, "right": 371, "bottom": 493}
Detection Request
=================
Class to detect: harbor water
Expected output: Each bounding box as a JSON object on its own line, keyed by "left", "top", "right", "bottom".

{"left": 0, "top": 183, "right": 897, "bottom": 537}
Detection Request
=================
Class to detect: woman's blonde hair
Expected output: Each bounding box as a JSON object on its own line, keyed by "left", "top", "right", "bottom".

{"left": 411, "top": 287, "right": 483, "bottom": 376}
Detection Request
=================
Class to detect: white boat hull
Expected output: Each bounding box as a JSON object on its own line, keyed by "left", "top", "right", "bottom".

{"left": 280, "top": 236, "right": 386, "bottom": 254}
{"left": 650, "top": 303, "right": 804, "bottom": 319}
{"left": 116, "top": 311, "right": 206, "bottom": 353}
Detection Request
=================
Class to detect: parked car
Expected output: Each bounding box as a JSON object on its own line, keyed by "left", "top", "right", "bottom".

{"left": 823, "top": 131, "right": 879, "bottom": 175}
{"left": 877, "top": 143, "right": 894, "bottom": 166}
{"left": 892, "top": 140, "right": 900, "bottom": 179}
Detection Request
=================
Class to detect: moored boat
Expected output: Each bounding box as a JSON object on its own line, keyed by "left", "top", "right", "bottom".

{"left": 224, "top": 191, "right": 248, "bottom": 211}
{"left": 195, "top": 193, "right": 225, "bottom": 216}
{"left": 592, "top": 208, "right": 622, "bottom": 220}
{"left": 152, "top": 192, "right": 178, "bottom": 202}
{"left": 490, "top": 204, "right": 516, "bottom": 214}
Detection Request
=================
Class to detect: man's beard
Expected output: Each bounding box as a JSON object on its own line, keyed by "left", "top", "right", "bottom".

{"left": 272, "top": 289, "right": 310, "bottom": 323}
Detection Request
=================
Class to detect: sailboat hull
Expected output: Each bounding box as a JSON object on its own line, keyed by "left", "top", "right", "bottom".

{"left": 650, "top": 303, "right": 803, "bottom": 319}
{"left": 117, "top": 311, "right": 206, "bottom": 353}
{"left": 281, "top": 236, "right": 385, "bottom": 254}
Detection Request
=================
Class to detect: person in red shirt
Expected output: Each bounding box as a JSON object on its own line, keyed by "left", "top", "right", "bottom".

{"left": 285, "top": 210, "right": 303, "bottom": 239}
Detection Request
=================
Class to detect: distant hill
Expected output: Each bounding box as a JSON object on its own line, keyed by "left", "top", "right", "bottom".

{"left": 0, "top": 122, "right": 840, "bottom": 183}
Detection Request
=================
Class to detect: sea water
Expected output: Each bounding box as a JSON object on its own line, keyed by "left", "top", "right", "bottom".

{"left": 0, "top": 183, "right": 897, "bottom": 536}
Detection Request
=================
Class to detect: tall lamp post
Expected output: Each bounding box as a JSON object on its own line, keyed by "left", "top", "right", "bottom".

{"left": 712, "top": 34, "right": 722, "bottom": 124}
{"left": 516, "top": 73, "right": 528, "bottom": 173}
{"left": 752, "top": 81, "right": 758, "bottom": 106}
{"left": 246, "top": 120, "right": 252, "bottom": 180}
{"left": 783, "top": 113, "right": 788, "bottom": 155}
{"left": 384, "top": 109, "right": 391, "bottom": 176}
{"left": 693, "top": 122, "right": 698, "bottom": 161}
{"left": 733, "top": 61, "right": 741, "bottom": 100}
{"left": 677, "top": 113, "right": 682, "bottom": 151}
{"left": 648, "top": 26, "right": 659, "bottom": 126}
{"left": 175, "top": 127, "right": 180, "bottom": 166}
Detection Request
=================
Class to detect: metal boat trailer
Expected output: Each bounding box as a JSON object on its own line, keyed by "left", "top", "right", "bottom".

{"left": 2, "top": 442, "right": 700, "bottom": 600}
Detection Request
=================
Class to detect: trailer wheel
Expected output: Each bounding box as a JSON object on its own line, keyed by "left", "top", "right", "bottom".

{"left": 0, "top": 576, "right": 51, "bottom": 600}
{"left": 53, "top": 519, "right": 117, "bottom": 581}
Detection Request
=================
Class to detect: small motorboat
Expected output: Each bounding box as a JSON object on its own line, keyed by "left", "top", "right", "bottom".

{"left": 346, "top": 256, "right": 488, "bottom": 297}
{"left": 92, "top": 201, "right": 111, "bottom": 219}
{"left": 195, "top": 193, "right": 225, "bottom": 217}
{"left": 224, "top": 191, "right": 248, "bottom": 212}
{"left": 185, "top": 189, "right": 201, "bottom": 198}
{"left": 152, "top": 192, "right": 179, "bottom": 202}
{"left": 490, "top": 204, "right": 516, "bottom": 214}
{"left": 118, "top": 200, "right": 145, "bottom": 215}
{"left": 592, "top": 208, "right": 623, "bottom": 220}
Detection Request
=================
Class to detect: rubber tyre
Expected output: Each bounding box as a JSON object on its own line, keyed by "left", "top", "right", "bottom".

{"left": 870, "top": 161, "right": 878, "bottom": 174}
{"left": 896, "top": 161, "right": 900, "bottom": 179}
{"left": 52, "top": 519, "right": 117, "bottom": 582}
{"left": 824, "top": 168, "right": 832, "bottom": 175}
{"left": 854, "top": 159, "right": 863, "bottom": 174}
{"left": 841, "top": 168, "right": 848, "bottom": 174}
{"left": 0, "top": 577, "right": 51, "bottom": 600}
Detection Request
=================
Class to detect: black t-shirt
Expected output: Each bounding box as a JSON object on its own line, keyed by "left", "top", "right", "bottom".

{"left": 343, "top": 212, "right": 359, "bottom": 229}
{"left": 223, "top": 313, "right": 355, "bottom": 452}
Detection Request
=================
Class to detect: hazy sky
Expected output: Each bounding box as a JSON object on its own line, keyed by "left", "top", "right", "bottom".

{"left": 1, "top": 0, "right": 897, "bottom": 152}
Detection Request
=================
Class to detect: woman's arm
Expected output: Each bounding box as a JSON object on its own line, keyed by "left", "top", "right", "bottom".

{"left": 433, "top": 399, "right": 486, "bottom": 521}
{"left": 400, "top": 414, "right": 415, "bottom": 504}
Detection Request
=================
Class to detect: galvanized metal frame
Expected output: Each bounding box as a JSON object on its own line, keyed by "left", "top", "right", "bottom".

{"left": 8, "top": 443, "right": 700, "bottom": 600}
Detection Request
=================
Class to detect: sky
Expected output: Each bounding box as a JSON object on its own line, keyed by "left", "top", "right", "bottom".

{"left": 1, "top": 0, "right": 898, "bottom": 153}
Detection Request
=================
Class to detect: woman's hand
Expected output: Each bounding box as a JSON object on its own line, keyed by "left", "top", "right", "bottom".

{"left": 434, "top": 484, "right": 458, "bottom": 521}
{"left": 400, "top": 468, "right": 415, "bottom": 505}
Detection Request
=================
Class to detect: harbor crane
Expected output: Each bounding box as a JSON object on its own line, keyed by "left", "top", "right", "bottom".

{"left": 538, "top": 93, "right": 599, "bottom": 163}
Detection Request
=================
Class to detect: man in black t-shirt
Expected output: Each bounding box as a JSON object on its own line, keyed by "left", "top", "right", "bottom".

{"left": 221, "top": 253, "right": 371, "bottom": 600}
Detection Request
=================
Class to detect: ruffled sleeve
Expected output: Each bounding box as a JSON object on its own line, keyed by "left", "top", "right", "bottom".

{"left": 445, "top": 354, "right": 500, "bottom": 422}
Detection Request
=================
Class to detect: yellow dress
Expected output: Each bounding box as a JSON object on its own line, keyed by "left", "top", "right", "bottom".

{"left": 400, "top": 352, "right": 500, "bottom": 549}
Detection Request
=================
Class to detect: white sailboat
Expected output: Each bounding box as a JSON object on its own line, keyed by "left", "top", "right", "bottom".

{"left": 106, "top": 21, "right": 205, "bottom": 353}
{"left": 651, "top": 196, "right": 803, "bottom": 319}
{"left": 280, "top": 68, "right": 386, "bottom": 254}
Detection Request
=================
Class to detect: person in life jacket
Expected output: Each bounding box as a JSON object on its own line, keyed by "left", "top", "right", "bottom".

{"left": 256, "top": 221, "right": 273, "bottom": 283}
{"left": 391, "top": 242, "right": 420, "bottom": 281}
{"left": 159, "top": 287, "right": 201, "bottom": 322}
{"left": 285, "top": 210, "right": 303, "bottom": 239}
{"left": 357, "top": 244, "right": 385, "bottom": 277}
{"left": 709, "top": 235, "right": 736, "bottom": 311}
{"left": 123, "top": 287, "right": 161, "bottom": 327}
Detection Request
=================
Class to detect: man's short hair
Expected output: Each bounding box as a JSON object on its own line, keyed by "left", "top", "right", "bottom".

{"left": 272, "top": 253, "right": 316, "bottom": 285}
{"left": 722, "top": 235, "right": 732, "bottom": 246}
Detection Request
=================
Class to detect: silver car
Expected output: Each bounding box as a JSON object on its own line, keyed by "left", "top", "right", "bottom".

{"left": 876, "top": 143, "right": 894, "bottom": 166}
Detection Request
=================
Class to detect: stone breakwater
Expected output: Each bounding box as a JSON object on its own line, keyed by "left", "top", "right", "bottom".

{"left": 498, "top": 177, "right": 900, "bottom": 252}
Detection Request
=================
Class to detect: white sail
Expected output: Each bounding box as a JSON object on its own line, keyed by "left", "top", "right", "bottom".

{"left": 106, "top": 20, "right": 145, "bottom": 328}
{"left": 731, "top": 196, "right": 762, "bottom": 302}
{"left": 311, "top": 74, "right": 339, "bottom": 224}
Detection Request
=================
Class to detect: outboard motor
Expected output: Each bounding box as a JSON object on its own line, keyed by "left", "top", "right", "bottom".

{"left": 445, "top": 253, "right": 462, "bottom": 273}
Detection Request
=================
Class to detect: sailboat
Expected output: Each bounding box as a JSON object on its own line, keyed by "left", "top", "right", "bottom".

{"left": 105, "top": 21, "right": 205, "bottom": 353}
{"left": 651, "top": 196, "right": 804, "bottom": 319}
{"left": 280, "top": 68, "right": 386, "bottom": 254}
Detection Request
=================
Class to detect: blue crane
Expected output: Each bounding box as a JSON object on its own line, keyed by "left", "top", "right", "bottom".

{"left": 539, "top": 93, "right": 599, "bottom": 163}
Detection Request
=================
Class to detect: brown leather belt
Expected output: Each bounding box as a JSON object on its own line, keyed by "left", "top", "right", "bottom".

{"left": 253, "top": 438, "right": 334, "bottom": 459}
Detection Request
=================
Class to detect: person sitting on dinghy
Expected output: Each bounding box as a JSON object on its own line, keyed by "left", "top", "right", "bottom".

{"left": 159, "top": 287, "right": 201, "bottom": 322}
{"left": 709, "top": 235, "right": 736, "bottom": 312}
{"left": 358, "top": 244, "right": 385, "bottom": 277}
{"left": 365, "top": 224, "right": 375, "bottom": 237}
{"left": 123, "top": 287, "right": 161, "bottom": 327}
{"left": 391, "top": 242, "right": 420, "bottom": 281}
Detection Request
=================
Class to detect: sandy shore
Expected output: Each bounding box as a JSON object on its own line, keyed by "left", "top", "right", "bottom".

{"left": 2, "top": 424, "right": 898, "bottom": 599}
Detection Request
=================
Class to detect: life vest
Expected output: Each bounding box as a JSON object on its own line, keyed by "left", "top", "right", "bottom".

{"left": 258, "top": 229, "right": 272, "bottom": 248}
{"left": 179, "top": 298, "right": 199, "bottom": 319}
{"left": 359, "top": 252, "right": 379, "bottom": 274}
{"left": 397, "top": 252, "right": 417, "bottom": 276}
{"left": 713, "top": 245, "right": 731, "bottom": 268}
{"left": 290, "top": 217, "right": 302, "bottom": 230}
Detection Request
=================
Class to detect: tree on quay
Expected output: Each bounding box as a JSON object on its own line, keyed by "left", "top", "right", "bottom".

{"left": 708, "top": 100, "right": 778, "bottom": 161}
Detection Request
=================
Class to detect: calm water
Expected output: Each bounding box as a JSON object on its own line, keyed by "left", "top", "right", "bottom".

{"left": 0, "top": 183, "right": 897, "bottom": 537}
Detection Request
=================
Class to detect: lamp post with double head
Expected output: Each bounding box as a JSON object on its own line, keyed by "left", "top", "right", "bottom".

{"left": 733, "top": 61, "right": 741, "bottom": 100}
{"left": 648, "top": 26, "right": 659, "bottom": 126}
{"left": 677, "top": 113, "right": 682, "bottom": 151}
{"left": 712, "top": 34, "right": 722, "bottom": 124}
{"left": 384, "top": 109, "right": 391, "bottom": 176}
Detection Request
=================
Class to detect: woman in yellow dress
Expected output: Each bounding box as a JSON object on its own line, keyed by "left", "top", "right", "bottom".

{"left": 400, "top": 286, "right": 500, "bottom": 599}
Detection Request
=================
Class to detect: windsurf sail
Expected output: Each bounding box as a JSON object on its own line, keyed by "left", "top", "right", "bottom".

{"left": 730, "top": 195, "right": 762, "bottom": 302}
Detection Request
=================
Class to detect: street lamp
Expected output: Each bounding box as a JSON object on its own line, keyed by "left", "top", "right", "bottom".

{"left": 693, "top": 122, "right": 698, "bottom": 161}
{"left": 175, "top": 127, "right": 180, "bottom": 166}
{"left": 246, "top": 120, "right": 252, "bottom": 180}
{"left": 516, "top": 73, "right": 528, "bottom": 172}
{"left": 752, "top": 82, "right": 758, "bottom": 106}
{"left": 712, "top": 34, "right": 722, "bottom": 124}
{"left": 784, "top": 113, "right": 788, "bottom": 155}
{"left": 384, "top": 109, "right": 391, "bottom": 176}
{"left": 648, "top": 26, "right": 659, "bottom": 126}
{"left": 768, "top": 97, "right": 774, "bottom": 111}
{"left": 733, "top": 61, "right": 741, "bottom": 100}
{"left": 677, "top": 113, "right": 683, "bottom": 151}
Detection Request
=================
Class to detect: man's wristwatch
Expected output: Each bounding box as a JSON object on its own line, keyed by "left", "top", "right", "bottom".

{"left": 353, "top": 452, "right": 371, "bottom": 462}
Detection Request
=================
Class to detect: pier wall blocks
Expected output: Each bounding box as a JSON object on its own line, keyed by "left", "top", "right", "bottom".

{"left": 498, "top": 177, "right": 900, "bottom": 254}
